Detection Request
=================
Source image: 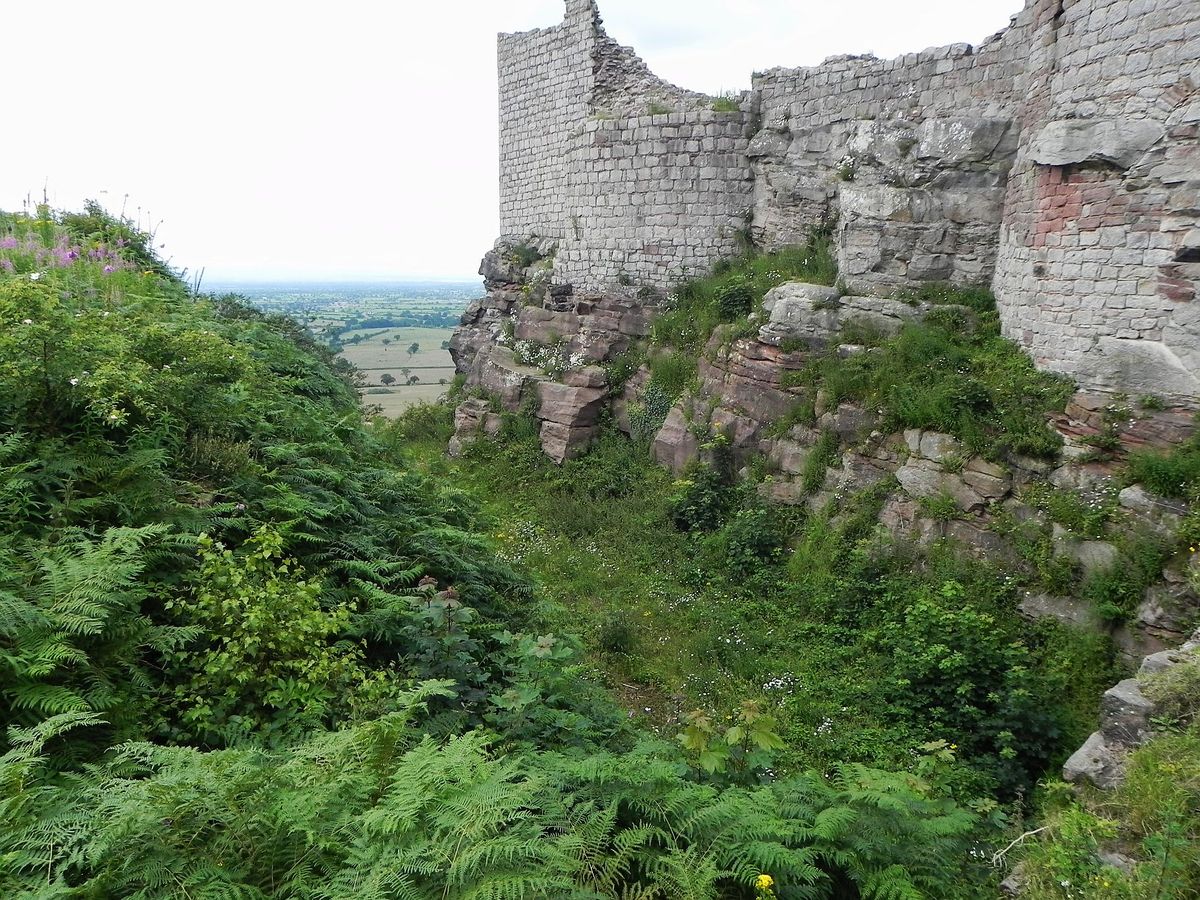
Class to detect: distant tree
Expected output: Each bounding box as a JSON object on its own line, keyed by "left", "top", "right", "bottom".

{"left": 380, "top": 373, "right": 396, "bottom": 386}
{"left": 407, "top": 342, "right": 420, "bottom": 357}
{"left": 407, "top": 375, "right": 420, "bottom": 385}
{"left": 382, "top": 338, "right": 391, "bottom": 347}
{"left": 401, "top": 367, "right": 411, "bottom": 379}
{"left": 440, "top": 340, "right": 450, "bottom": 351}
{"left": 438, "top": 378, "right": 447, "bottom": 385}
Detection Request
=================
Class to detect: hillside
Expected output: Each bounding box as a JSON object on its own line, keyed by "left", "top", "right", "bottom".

{"left": 0, "top": 205, "right": 1035, "bottom": 898}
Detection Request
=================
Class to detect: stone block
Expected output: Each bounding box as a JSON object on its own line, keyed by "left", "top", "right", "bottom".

{"left": 1063, "top": 731, "right": 1126, "bottom": 789}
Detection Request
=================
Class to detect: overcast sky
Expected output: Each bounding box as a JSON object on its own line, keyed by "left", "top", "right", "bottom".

{"left": 2, "top": 0, "right": 1021, "bottom": 282}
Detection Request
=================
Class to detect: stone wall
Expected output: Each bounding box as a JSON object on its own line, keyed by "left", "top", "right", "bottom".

{"left": 750, "top": 14, "right": 1031, "bottom": 290}
{"left": 556, "top": 108, "right": 754, "bottom": 288}
{"left": 497, "top": 0, "right": 755, "bottom": 291}
{"left": 495, "top": 0, "right": 1199, "bottom": 404}
{"left": 497, "top": 0, "right": 597, "bottom": 241}
{"left": 993, "top": 0, "right": 1200, "bottom": 404}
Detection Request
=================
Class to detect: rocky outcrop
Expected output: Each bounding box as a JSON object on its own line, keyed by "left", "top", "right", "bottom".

{"left": 1063, "top": 626, "right": 1200, "bottom": 790}
{"left": 758, "top": 282, "right": 930, "bottom": 348}
{"left": 448, "top": 237, "right": 650, "bottom": 463}
{"left": 447, "top": 398, "right": 504, "bottom": 458}
{"left": 452, "top": 263, "right": 1197, "bottom": 660}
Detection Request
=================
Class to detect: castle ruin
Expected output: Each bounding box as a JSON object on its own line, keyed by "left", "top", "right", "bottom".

{"left": 495, "top": 0, "right": 1199, "bottom": 403}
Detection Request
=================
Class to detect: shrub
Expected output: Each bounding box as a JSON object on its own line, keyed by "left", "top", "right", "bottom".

{"left": 887, "top": 582, "right": 1061, "bottom": 797}
{"left": 713, "top": 505, "right": 787, "bottom": 575}
{"left": 801, "top": 429, "right": 840, "bottom": 495}
{"left": 596, "top": 610, "right": 637, "bottom": 655}
{"left": 160, "top": 528, "right": 368, "bottom": 745}
{"left": 669, "top": 462, "right": 731, "bottom": 532}
{"left": 652, "top": 232, "right": 837, "bottom": 354}
{"left": 627, "top": 379, "right": 675, "bottom": 440}
{"left": 1126, "top": 435, "right": 1200, "bottom": 501}
{"left": 715, "top": 274, "right": 754, "bottom": 319}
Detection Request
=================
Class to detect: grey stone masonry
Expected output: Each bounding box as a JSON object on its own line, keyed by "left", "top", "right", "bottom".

{"left": 495, "top": 0, "right": 1200, "bottom": 406}
{"left": 498, "top": 0, "right": 753, "bottom": 292}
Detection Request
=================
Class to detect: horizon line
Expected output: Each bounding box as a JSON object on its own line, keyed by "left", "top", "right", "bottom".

{"left": 202, "top": 275, "right": 483, "bottom": 286}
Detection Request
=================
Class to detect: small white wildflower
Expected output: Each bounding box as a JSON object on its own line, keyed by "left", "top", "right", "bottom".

{"left": 21, "top": 318, "right": 32, "bottom": 325}
{"left": 29, "top": 272, "right": 41, "bottom": 281}
{"left": 69, "top": 377, "right": 80, "bottom": 386}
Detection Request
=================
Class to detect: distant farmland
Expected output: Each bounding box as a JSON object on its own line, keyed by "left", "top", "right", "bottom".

{"left": 220, "top": 281, "right": 478, "bottom": 415}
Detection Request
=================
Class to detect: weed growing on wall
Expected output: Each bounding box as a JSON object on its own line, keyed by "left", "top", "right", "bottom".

{"left": 652, "top": 230, "right": 837, "bottom": 354}
{"left": 789, "top": 285, "right": 1075, "bottom": 459}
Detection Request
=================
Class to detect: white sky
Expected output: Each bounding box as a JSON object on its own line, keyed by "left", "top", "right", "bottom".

{"left": 1, "top": 0, "right": 1021, "bottom": 282}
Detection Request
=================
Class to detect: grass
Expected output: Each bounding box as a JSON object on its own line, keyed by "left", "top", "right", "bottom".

{"left": 393, "top": 407, "right": 1115, "bottom": 802}
{"left": 646, "top": 349, "right": 697, "bottom": 399}
{"left": 652, "top": 234, "right": 837, "bottom": 355}
{"left": 791, "top": 288, "right": 1075, "bottom": 460}
{"left": 1126, "top": 433, "right": 1200, "bottom": 501}
{"left": 1019, "top": 720, "right": 1200, "bottom": 897}
{"left": 801, "top": 429, "right": 840, "bottom": 494}
{"left": 335, "top": 325, "right": 457, "bottom": 414}
{"left": 1022, "top": 482, "right": 1118, "bottom": 539}
{"left": 711, "top": 94, "right": 741, "bottom": 113}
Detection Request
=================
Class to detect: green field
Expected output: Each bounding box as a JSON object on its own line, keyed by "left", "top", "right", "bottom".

{"left": 225, "top": 282, "right": 475, "bottom": 417}
{"left": 340, "top": 326, "right": 456, "bottom": 414}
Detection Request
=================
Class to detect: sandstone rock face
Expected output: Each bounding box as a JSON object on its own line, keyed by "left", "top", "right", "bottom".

{"left": 651, "top": 405, "right": 700, "bottom": 475}
{"left": 894, "top": 430, "right": 1012, "bottom": 514}
{"left": 1063, "top": 731, "right": 1127, "bottom": 790}
{"left": 1118, "top": 485, "right": 1187, "bottom": 536}
{"left": 448, "top": 242, "right": 651, "bottom": 464}
{"left": 474, "top": 347, "right": 548, "bottom": 410}
{"left": 1017, "top": 593, "right": 1104, "bottom": 633}
{"left": 758, "top": 282, "right": 924, "bottom": 348}
{"left": 1028, "top": 119, "right": 1166, "bottom": 170}
{"left": 448, "top": 398, "right": 503, "bottom": 458}
{"left": 1064, "top": 626, "right": 1200, "bottom": 790}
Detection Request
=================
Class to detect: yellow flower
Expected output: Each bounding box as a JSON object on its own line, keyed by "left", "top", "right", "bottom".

{"left": 755, "top": 874, "right": 774, "bottom": 890}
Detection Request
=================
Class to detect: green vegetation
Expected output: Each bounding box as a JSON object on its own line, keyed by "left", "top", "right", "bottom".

{"left": 784, "top": 286, "right": 1075, "bottom": 459}
{"left": 0, "top": 207, "right": 1007, "bottom": 899}
{"left": 401, "top": 404, "right": 1117, "bottom": 803}
{"left": 1022, "top": 482, "right": 1118, "bottom": 539}
{"left": 1127, "top": 432, "right": 1200, "bottom": 502}
{"left": 652, "top": 233, "right": 837, "bottom": 354}
{"left": 4, "top": 204, "right": 1192, "bottom": 897}
{"left": 1019, "top": 657, "right": 1200, "bottom": 898}
{"left": 711, "top": 94, "right": 741, "bottom": 113}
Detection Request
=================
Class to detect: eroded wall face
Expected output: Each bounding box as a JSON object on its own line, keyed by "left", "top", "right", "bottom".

{"left": 751, "top": 26, "right": 1031, "bottom": 294}
{"left": 994, "top": 0, "right": 1200, "bottom": 403}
